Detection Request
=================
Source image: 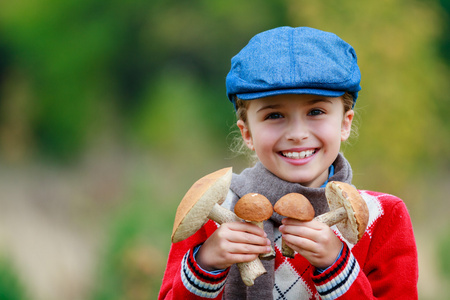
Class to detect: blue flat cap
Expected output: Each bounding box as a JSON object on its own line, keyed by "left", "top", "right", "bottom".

{"left": 226, "top": 26, "right": 361, "bottom": 108}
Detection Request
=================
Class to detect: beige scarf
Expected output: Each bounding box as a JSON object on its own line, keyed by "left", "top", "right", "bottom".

{"left": 224, "top": 153, "right": 353, "bottom": 299}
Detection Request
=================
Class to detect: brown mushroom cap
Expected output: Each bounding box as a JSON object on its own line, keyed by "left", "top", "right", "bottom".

{"left": 171, "top": 167, "right": 232, "bottom": 243}
{"left": 325, "top": 181, "right": 369, "bottom": 244}
{"left": 234, "top": 193, "right": 273, "bottom": 222}
{"left": 273, "top": 193, "right": 315, "bottom": 221}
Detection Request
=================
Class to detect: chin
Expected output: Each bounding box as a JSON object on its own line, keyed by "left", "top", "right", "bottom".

{"left": 276, "top": 169, "right": 327, "bottom": 187}
{"left": 278, "top": 174, "right": 315, "bottom": 186}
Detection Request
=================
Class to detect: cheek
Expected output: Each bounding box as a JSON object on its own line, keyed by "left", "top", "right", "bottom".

{"left": 251, "top": 125, "right": 279, "bottom": 151}
{"left": 313, "top": 122, "right": 343, "bottom": 148}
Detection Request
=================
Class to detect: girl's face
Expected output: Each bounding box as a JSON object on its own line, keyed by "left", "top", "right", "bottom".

{"left": 237, "top": 94, "right": 354, "bottom": 188}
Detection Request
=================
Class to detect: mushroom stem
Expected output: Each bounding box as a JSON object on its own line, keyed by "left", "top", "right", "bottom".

{"left": 207, "top": 203, "right": 267, "bottom": 286}
{"left": 248, "top": 221, "right": 275, "bottom": 260}
{"left": 237, "top": 258, "right": 267, "bottom": 286}
{"left": 281, "top": 240, "right": 295, "bottom": 258}
{"left": 314, "top": 206, "right": 347, "bottom": 226}
{"left": 208, "top": 203, "right": 241, "bottom": 224}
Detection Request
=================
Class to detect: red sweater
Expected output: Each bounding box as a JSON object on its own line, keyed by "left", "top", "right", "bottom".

{"left": 158, "top": 190, "right": 418, "bottom": 299}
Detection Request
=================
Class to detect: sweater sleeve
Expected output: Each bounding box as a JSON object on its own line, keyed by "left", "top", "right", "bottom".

{"left": 158, "top": 220, "right": 229, "bottom": 300}
{"left": 311, "top": 242, "right": 360, "bottom": 299}
{"left": 311, "top": 197, "right": 418, "bottom": 299}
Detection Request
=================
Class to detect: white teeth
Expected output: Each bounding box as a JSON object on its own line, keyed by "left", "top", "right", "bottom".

{"left": 282, "top": 150, "right": 315, "bottom": 159}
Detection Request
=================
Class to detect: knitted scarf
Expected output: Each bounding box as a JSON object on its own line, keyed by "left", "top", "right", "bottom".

{"left": 223, "top": 153, "right": 353, "bottom": 300}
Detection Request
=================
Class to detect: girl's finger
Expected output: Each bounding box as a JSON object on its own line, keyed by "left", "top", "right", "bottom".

{"left": 282, "top": 233, "right": 318, "bottom": 253}
{"left": 227, "top": 242, "right": 272, "bottom": 256}
{"left": 218, "top": 222, "right": 270, "bottom": 246}
{"left": 282, "top": 218, "right": 324, "bottom": 230}
{"left": 226, "top": 221, "right": 268, "bottom": 237}
{"left": 280, "top": 224, "right": 320, "bottom": 242}
{"left": 280, "top": 220, "right": 331, "bottom": 243}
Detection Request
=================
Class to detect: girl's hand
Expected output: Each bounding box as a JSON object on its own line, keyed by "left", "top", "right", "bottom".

{"left": 196, "top": 221, "right": 272, "bottom": 271}
{"left": 279, "top": 218, "right": 342, "bottom": 269}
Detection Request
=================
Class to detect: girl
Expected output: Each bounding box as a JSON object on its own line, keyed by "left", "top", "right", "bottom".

{"left": 159, "top": 26, "right": 418, "bottom": 299}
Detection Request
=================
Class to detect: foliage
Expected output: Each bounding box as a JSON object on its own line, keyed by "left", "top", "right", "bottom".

{"left": 0, "top": 257, "right": 28, "bottom": 300}
{"left": 438, "top": 227, "right": 450, "bottom": 278}
{"left": 0, "top": 0, "right": 288, "bottom": 162}
{"left": 437, "top": 223, "right": 450, "bottom": 298}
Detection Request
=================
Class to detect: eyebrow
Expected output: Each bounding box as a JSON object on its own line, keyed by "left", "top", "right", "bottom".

{"left": 308, "top": 98, "right": 334, "bottom": 105}
{"left": 256, "top": 98, "right": 334, "bottom": 113}
{"left": 256, "top": 104, "right": 282, "bottom": 113}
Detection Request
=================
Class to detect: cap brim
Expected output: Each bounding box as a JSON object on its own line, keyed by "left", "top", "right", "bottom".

{"left": 236, "top": 88, "right": 345, "bottom": 100}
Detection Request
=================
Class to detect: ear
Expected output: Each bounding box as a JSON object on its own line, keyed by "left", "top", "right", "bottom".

{"left": 237, "top": 120, "right": 254, "bottom": 151}
{"left": 341, "top": 110, "right": 354, "bottom": 141}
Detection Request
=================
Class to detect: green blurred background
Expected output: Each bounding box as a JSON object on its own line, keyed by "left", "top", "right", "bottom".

{"left": 0, "top": 0, "right": 449, "bottom": 299}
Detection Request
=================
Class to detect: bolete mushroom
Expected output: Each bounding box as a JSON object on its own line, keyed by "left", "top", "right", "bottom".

{"left": 171, "top": 167, "right": 266, "bottom": 286}
{"left": 274, "top": 182, "right": 369, "bottom": 258}
{"left": 273, "top": 193, "right": 315, "bottom": 258}
{"left": 316, "top": 181, "right": 369, "bottom": 244}
{"left": 234, "top": 193, "right": 275, "bottom": 260}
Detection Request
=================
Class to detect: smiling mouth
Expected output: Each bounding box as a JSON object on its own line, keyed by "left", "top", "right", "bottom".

{"left": 280, "top": 149, "right": 316, "bottom": 159}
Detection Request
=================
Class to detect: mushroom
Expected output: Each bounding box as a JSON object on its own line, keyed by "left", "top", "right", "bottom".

{"left": 273, "top": 193, "right": 315, "bottom": 258}
{"left": 171, "top": 167, "right": 266, "bottom": 286}
{"left": 274, "top": 182, "right": 369, "bottom": 258}
{"left": 234, "top": 193, "right": 275, "bottom": 260}
{"left": 316, "top": 181, "right": 369, "bottom": 244}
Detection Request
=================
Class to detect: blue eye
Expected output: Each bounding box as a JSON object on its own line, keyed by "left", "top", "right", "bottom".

{"left": 265, "top": 113, "right": 283, "bottom": 120}
{"left": 308, "top": 109, "right": 324, "bottom": 116}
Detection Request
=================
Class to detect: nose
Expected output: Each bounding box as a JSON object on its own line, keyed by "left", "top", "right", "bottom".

{"left": 285, "top": 118, "right": 309, "bottom": 142}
